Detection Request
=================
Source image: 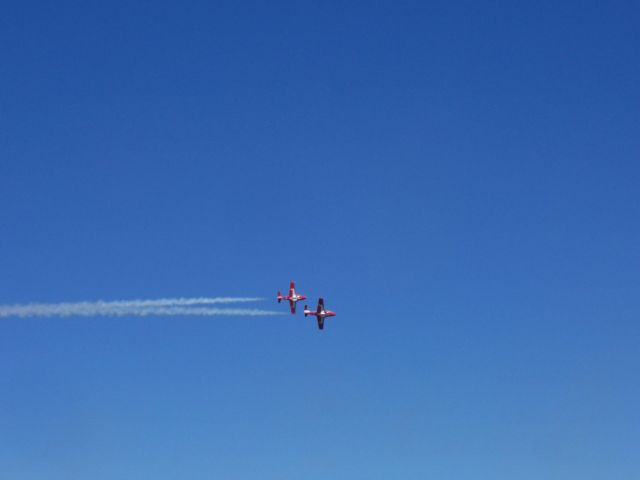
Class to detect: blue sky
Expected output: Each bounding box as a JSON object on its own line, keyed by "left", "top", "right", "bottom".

{"left": 1, "top": 1, "right": 638, "bottom": 478}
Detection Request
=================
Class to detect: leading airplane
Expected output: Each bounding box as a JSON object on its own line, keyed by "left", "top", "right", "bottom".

{"left": 304, "top": 298, "right": 336, "bottom": 330}
{"left": 277, "top": 281, "right": 307, "bottom": 314}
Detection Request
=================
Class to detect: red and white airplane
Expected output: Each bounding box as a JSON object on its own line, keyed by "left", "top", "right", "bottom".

{"left": 304, "top": 298, "right": 336, "bottom": 330}
{"left": 277, "top": 281, "right": 307, "bottom": 314}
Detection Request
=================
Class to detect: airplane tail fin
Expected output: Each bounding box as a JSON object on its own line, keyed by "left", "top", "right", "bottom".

{"left": 304, "top": 305, "right": 308, "bottom": 316}
{"left": 277, "top": 291, "right": 281, "bottom": 303}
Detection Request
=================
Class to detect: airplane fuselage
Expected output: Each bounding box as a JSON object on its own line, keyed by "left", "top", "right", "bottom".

{"left": 304, "top": 309, "right": 336, "bottom": 318}
{"left": 285, "top": 293, "right": 305, "bottom": 302}
{"left": 277, "top": 293, "right": 305, "bottom": 302}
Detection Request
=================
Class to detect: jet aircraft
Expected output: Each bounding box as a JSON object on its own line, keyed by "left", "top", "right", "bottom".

{"left": 277, "top": 281, "right": 307, "bottom": 314}
{"left": 304, "top": 298, "right": 336, "bottom": 330}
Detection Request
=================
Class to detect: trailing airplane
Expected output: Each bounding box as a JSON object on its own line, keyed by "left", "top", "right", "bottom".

{"left": 304, "top": 298, "right": 336, "bottom": 330}
{"left": 277, "top": 281, "right": 307, "bottom": 314}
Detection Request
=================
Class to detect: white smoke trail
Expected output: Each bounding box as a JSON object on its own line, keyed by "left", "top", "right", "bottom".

{"left": 0, "top": 297, "right": 281, "bottom": 318}
{"left": 89, "top": 296, "right": 263, "bottom": 308}
{"left": 116, "top": 307, "right": 282, "bottom": 317}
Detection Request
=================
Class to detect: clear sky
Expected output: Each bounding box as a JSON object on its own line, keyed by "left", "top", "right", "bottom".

{"left": 1, "top": 1, "right": 638, "bottom": 478}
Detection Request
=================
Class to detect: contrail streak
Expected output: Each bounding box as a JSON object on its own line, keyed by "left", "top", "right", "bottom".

{"left": 89, "top": 297, "right": 264, "bottom": 308}
{"left": 0, "top": 298, "right": 281, "bottom": 318}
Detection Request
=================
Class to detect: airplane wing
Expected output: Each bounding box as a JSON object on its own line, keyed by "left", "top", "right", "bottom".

{"left": 289, "top": 300, "right": 296, "bottom": 314}
{"left": 289, "top": 281, "right": 295, "bottom": 296}
{"left": 317, "top": 316, "right": 324, "bottom": 330}
{"left": 317, "top": 298, "right": 324, "bottom": 313}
